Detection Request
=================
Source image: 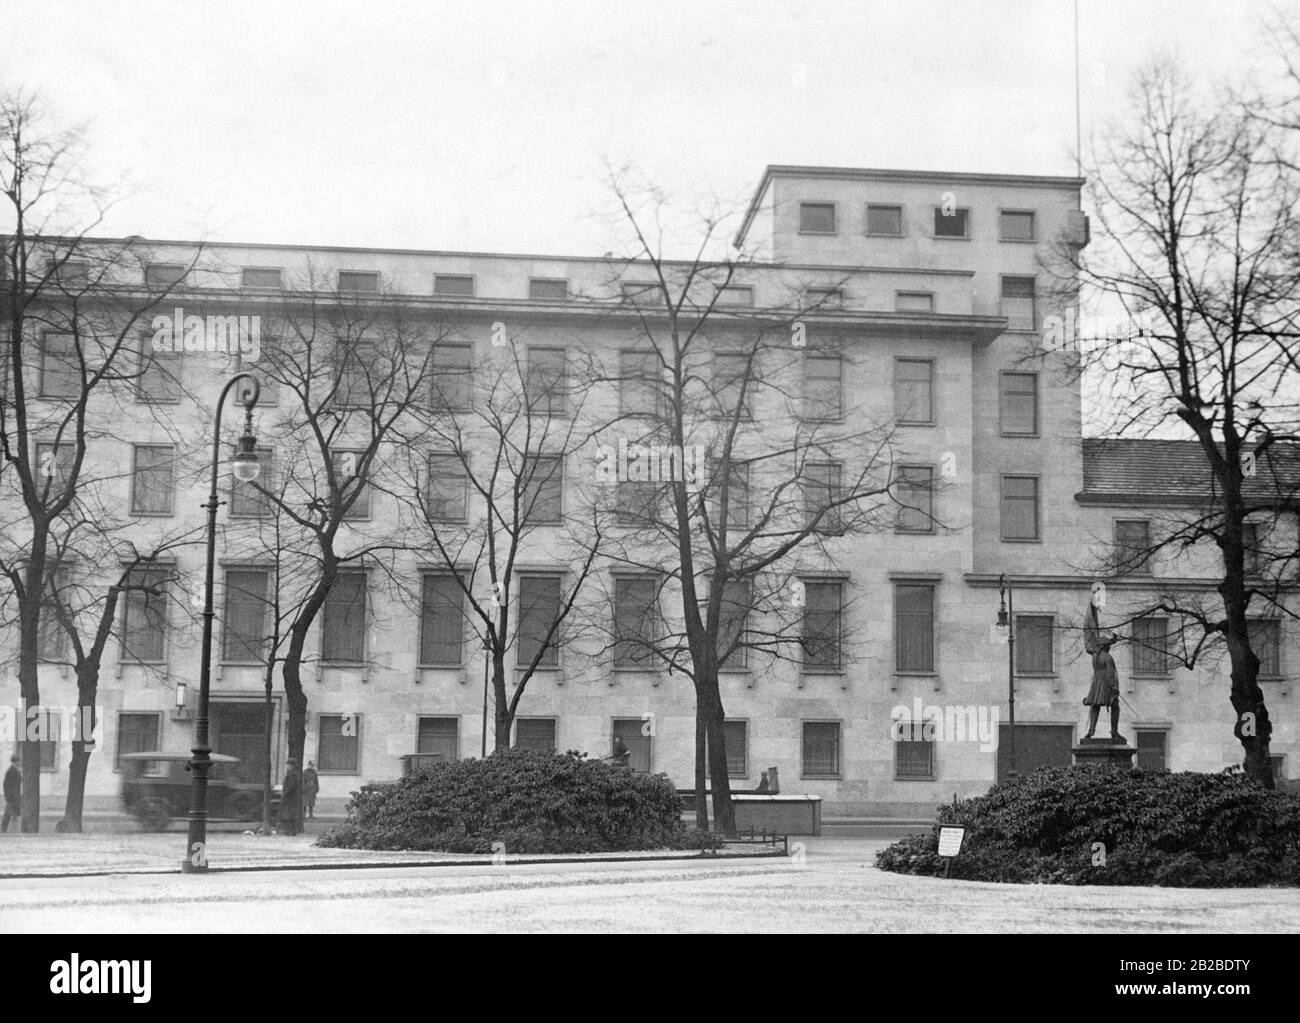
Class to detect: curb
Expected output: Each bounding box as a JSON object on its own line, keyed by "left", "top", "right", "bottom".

{"left": 0, "top": 846, "right": 791, "bottom": 881}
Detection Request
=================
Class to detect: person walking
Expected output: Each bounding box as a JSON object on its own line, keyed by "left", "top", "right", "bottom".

{"left": 2, "top": 755, "right": 20, "bottom": 832}
{"left": 280, "top": 758, "right": 303, "bottom": 836}
{"left": 303, "top": 760, "right": 319, "bottom": 820}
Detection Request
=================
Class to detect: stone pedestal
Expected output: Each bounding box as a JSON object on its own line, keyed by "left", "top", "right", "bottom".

{"left": 1072, "top": 735, "right": 1137, "bottom": 769}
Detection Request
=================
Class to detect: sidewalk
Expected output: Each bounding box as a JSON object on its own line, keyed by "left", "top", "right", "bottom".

{"left": 0, "top": 831, "right": 782, "bottom": 878}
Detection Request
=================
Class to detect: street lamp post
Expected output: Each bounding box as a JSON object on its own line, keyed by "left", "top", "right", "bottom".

{"left": 997, "top": 574, "right": 1017, "bottom": 784}
{"left": 183, "top": 373, "right": 261, "bottom": 873}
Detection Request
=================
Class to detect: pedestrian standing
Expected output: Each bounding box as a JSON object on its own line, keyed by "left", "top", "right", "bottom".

{"left": 303, "top": 760, "right": 319, "bottom": 819}
{"left": 280, "top": 758, "right": 303, "bottom": 836}
{"left": 2, "top": 755, "right": 20, "bottom": 832}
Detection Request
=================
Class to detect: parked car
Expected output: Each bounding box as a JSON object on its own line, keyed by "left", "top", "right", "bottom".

{"left": 119, "top": 751, "right": 282, "bottom": 831}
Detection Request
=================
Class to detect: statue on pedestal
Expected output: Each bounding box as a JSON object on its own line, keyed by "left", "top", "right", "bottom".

{"left": 1082, "top": 589, "right": 1122, "bottom": 741}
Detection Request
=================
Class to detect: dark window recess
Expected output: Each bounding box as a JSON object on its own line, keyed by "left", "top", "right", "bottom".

{"left": 434, "top": 274, "right": 474, "bottom": 296}
{"left": 338, "top": 271, "right": 379, "bottom": 292}
{"left": 1136, "top": 730, "right": 1167, "bottom": 771}
{"left": 241, "top": 267, "right": 283, "bottom": 289}
{"left": 724, "top": 720, "right": 747, "bottom": 776}
{"left": 514, "top": 718, "right": 556, "bottom": 752}
{"left": 997, "top": 724, "right": 1072, "bottom": 783}
{"left": 799, "top": 202, "right": 836, "bottom": 233}
{"left": 866, "top": 205, "right": 903, "bottom": 236}
{"left": 529, "top": 278, "right": 568, "bottom": 300}
{"left": 317, "top": 714, "right": 360, "bottom": 773}
{"left": 802, "top": 721, "right": 840, "bottom": 776}
{"left": 612, "top": 718, "right": 651, "bottom": 773}
{"left": 934, "top": 208, "right": 969, "bottom": 237}
{"left": 416, "top": 716, "right": 459, "bottom": 762}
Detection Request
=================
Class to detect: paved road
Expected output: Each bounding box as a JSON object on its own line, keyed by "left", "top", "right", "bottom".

{"left": 3, "top": 838, "right": 1298, "bottom": 932}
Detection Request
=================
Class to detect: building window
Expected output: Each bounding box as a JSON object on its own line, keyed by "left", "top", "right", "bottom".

{"left": 137, "top": 343, "right": 182, "bottom": 403}
{"left": 241, "top": 267, "right": 283, "bottom": 289}
{"left": 895, "top": 583, "right": 935, "bottom": 673}
{"left": 611, "top": 718, "right": 652, "bottom": 773}
{"left": 331, "top": 449, "right": 370, "bottom": 520}
{"left": 335, "top": 338, "right": 381, "bottom": 407}
{"left": 724, "top": 719, "right": 748, "bottom": 777}
{"left": 1000, "top": 276, "right": 1037, "bottom": 331}
{"left": 866, "top": 204, "right": 903, "bottom": 236}
{"left": 37, "top": 572, "right": 69, "bottom": 661}
{"left": 416, "top": 716, "right": 459, "bottom": 762}
{"left": 895, "top": 465, "right": 934, "bottom": 533}
{"left": 525, "top": 347, "right": 567, "bottom": 416}
{"left": 514, "top": 718, "right": 557, "bottom": 752}
{"left": 40, "top": 332, "right": 80, "bottom": 398}
{"left": 894, "top": 732, "right": 934, "bottom": 779}
{"left": 999, "top": 210, "right": 1036, "bottom": 242}
{"left": 36, "top": 708, "right": 59, "bottom": 771}
{"left": 1114, "top": 519, "right": 1152, "bottom": 574}
{"left": 615, "top": 480, "right": 662, "bottom": 525}
{"left": 522, "top": 454, "right": 563, "bottom": 524}
{"left": 230, "top": 447, "right": 274, "bottom": 518}
{"left": 419, "top": 573, "right": 464, "bottom": 666}
{"left": 1247, "top": 619, "right": 1281, "bottom": 677}
{"left": 1242, "top": 521, "right": 1261, "bottom": 577}
{"left": 895, "top": 291, "right": 934, "bottom": 313}
{"left": 434, "top": 274, "right": 474, "bottom": 297}
{"left": 709, "top": 460, "right": 750, "bottom": 531}
{"left": 145, "top": 263, "right": 185, "bottom": 289}
{"left": 338, "top": 270, "right": 379, "bottom": 293}
{"left": 802, "top": 581, "right": 843, "bottom": 671}
{"left": 802, "top": 721, "right": 841, "bottom": 777}
{"left": 801, "top": 354, "right": 842, "bottom": 420}
{"left": 716, "top": 285, "right": 754, "bottom": 307}
{"left": 121, "top": 566, "right": 169, "bottom": 663}
{"left": 517, "top": 574, "right": 563, "bottom": 668}
{"left": 1132, "top": 617, "right": 1171, "bottom": 675}
{"left": 933, "top": 207, "right": 969, "bottom": 238}
{"left": 713, "top": 352, "right": 754, "bottom": 419}
{"left": 528, "top": 277, "right": 568, "bottom": 300}
{"left": 115, "top": 712, "right": 161, "bottom": 769}
{"left": 431, "top": 343, "right": 473, "bottom": 411}
{"left": 999, "top": 372, "right": 1038, "bottom": 435}
{"left": 804, "top": 287, "right": 843, "bottom": 309}
{"left": 51, "top": 260, "right": 89, "bottom": 286}
{"left": 799, "top": 202, "right": 837, "bottom": 234}
{"left": 221, "top": 569, "right": 269, "bottom": 663}
{"left": 318, "top": 714, "right": 361, "bottom": 773}
{"left": 717, "top": 578, "right": 751, "bottom": 670}
{"left": 1015, "top": 614, "right": 1054, "bottom": 674}
{"left": 803, "top": 461, "right": 843, "bottom": 534}
{"left": 426, "top": 452, "right": 469, "bottom": 522}
{"left": 1135, "top": 729, "right": 1167, "bottom": 771}
{"left": 894, "top": 358, "right": 934, "bottom": 424}
{"left": 33, "top": 441, "right": 72, "bottom": 502}
{"left": 1000, "top": 475, "right": 1040, "bottom": 541}
{"left": 614, "top": 576, "right": 658, "bottom": 668}
{"left": 620, "top": 350, "right": 661, "bottom": 417}
{"left": 322, "top": 572, "right": 366, "bottom": 663}
{"left": 130, "top": 445, "right": 175, "bottom": 515}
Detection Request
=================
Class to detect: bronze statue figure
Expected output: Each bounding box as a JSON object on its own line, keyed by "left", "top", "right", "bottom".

{"left": 1082, "top": 593, "right": 1122, "bottom": 740}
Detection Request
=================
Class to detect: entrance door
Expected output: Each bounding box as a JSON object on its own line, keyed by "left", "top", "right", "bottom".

{"left": 997, "top": 724, "right": 1073, "bottom": 782}
{"left": 211, "top": 702, "right": 276, "bottom": 785}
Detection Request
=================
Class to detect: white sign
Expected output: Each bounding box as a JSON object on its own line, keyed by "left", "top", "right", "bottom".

{"left": 937, "top": 825, "right": 966, "bottom": 858}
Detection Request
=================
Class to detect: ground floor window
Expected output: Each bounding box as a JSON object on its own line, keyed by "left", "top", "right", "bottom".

{"left": 611, "top": 718, "right": 651, "bottom": 773}
{"left": 724, "top": 719, "right": 747, "bottom": 777}
{"left": 802, "top": 721, "right": 841, "bottom": 778}
{"left": 513, "top": 717, "right": 556, "bottom": 752}
{"left": 318, "top": 713, "right": 361, "bottom": 773}
{"left": 416, "top": 716, "right": 458, "bottom": 763}
{"left": 894, "top": 733, "right": 934, "bottom": 779}
{"left": 996, "top": 723, "right": 1072, "bottom": 783}
{"left": 1135, "top": 729, "right": 1167, "bottom": 771}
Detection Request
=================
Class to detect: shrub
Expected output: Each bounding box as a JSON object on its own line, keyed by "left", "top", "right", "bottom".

{"left": 317, "top": 747, "right": 695, "bottom": 853}
{"left": 876, "top": 766, "right": 1300, "bottom": 886}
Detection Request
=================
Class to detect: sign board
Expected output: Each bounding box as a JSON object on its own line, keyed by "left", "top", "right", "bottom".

{"left": 937, "top": 825, "right": 966, "bottom": 858}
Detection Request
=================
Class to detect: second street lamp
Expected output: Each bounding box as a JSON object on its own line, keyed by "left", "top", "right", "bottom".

{"left": 997, "top": 574, "right": 1017, "bottom": 783}
{"left": 183, "top": 373, "right": 261, "bottom": 873}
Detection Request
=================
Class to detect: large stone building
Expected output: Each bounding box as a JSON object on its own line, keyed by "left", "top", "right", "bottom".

{"left": 5, "top": 164, "right": 1294, "bottom": 819}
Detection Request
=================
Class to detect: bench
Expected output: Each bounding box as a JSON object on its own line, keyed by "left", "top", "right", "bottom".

{"left": 676, "top": 790, "right": 823, "bottom": 836}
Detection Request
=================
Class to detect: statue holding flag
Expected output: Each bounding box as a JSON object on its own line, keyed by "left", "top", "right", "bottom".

{"left": 1082, "top": 585, "right": 1122, "bottom": 740}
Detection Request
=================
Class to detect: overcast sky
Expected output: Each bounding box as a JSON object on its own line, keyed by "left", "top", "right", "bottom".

{"left": 0, "top": 0, "right": 1281, "bottom": 257}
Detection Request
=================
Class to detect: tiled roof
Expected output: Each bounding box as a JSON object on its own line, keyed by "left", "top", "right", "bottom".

{"left": 1080, "top": 438, "right": 1300, "bottom": 504}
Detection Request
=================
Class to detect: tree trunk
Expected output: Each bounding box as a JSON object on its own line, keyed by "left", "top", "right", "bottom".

{"left": 59, "top": 678, "right": 98, "bottom": 832}
{"left": 493, "top": 649, "right": 510, "bottom": 752}
{"left": 262, "top": 656, "right": 276, "bottom": 832}
{"left": 693, "top": 702, "right": 709, "bottom": 830}
{"left": 1228, "top": 633, "right": 1274, "bottom": 788}
{"left": 281, "top": 624, "right": 311, "bottom": 823}
{"left": 699, "top": 681, "right": 735, "bottom": 834}
{"left": 19, "top": 536, "right": 49, "bottom": 833}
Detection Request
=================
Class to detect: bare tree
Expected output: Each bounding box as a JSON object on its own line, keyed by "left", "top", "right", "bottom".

{"left": 1042, "top": 57, "right": 1300, "bottom": 787}
{"left": 398, "top": 331, "right": 605, "bottom": 751}
{"left": 0, "top": 88, "right": 203, "bottom": 830}
{"left": 593, "top": 172, "right": 904, "bottom": 832}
